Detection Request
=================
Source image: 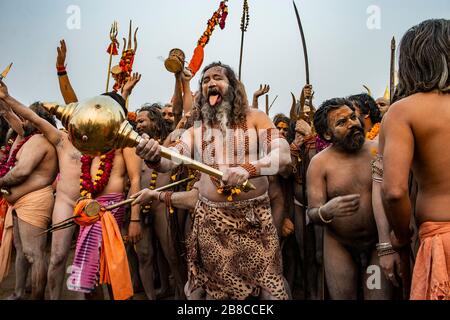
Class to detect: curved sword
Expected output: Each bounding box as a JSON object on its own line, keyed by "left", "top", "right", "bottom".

{"left": 0, "top": 63, "right": 13, "bottom": 81}
{"left": 293, "top": 1, "right": 309, "bottom": 85}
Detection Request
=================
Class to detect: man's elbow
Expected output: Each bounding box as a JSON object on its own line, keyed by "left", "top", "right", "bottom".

{"left": 382, "top": 183, "right": 408, "bottom": 203}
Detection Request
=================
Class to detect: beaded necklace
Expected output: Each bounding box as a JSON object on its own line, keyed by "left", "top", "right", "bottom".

{"left": 201, "top": 120, "right": 249, "bottom": 200}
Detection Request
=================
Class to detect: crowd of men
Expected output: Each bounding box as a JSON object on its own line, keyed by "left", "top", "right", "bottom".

{"left": 0, "top": 18, "right": 449, "bottom": 300}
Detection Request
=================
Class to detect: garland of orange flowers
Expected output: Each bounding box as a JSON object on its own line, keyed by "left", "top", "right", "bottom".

{"left": 366, "top": 123, "right": 381, "bottom": 140}
{"left": 80, "top": 151, "right": 115, "bottom": 198}
{"left": 142, "top": 171, "right": 158, "bottom": 214}
{"left": 187, "top": 0, "right": 229, "bottom": 76}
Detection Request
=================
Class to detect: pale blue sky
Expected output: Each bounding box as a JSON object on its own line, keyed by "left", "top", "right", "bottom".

{"left": 0, "top": 0, "right": 449, "bottom": 116}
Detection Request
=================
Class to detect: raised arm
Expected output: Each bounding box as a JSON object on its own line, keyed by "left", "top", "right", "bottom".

{"left": 0, "top": 100, "right": 24, "bottom": 136}
{"left": 181, "top": 68, "right": 194, "bottom": 114}
{"left": 252, "top": 84, "right": 270, "bottom": 109}
{"left": 121, "top": 72, "right": 141, "bottom": 101}
{"left": 172, "top": 72, "right": 183, "bottom": 127}
{"left": 0, "top": 80, "right": 62, "bottom": 146}
{"left": 56, "top": 40, "right": 78, "bottom": 104}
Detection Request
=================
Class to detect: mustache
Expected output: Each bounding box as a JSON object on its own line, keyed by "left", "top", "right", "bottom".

{"left": 348, "top": 125, "right": 364, "bottom": 136}
{"left": 207, "top": 88, "right": 221, "bottom": 96}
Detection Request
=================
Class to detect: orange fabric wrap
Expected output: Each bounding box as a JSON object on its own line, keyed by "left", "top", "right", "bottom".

{"left": 99, "top": 210, "right": 133, "bottom": 300}
{"left": 73, "top": 199, "right": 100, "bottom": 227}
{"left": 0, "top": 205, "right": 12, "bottom": 283}
{"left": 0, "top": 198, "right": 8, "bottom": 245}
{"left": 410, "top": 221, "right": 450, "bottom": 300}
{"left": 188, "top": 45, "right": 204, "bottom": 77}
{"left": 72, "top": 199, "right": 132, "bottom": 300}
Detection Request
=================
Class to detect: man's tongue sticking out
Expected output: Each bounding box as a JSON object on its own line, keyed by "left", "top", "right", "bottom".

{"left": 208, "top": 89, "right": 222, "bottom": 107}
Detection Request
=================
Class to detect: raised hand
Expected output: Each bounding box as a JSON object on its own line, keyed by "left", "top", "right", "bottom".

{"left": 56, "top": 39, "right": 67, "bottom": 68}
{"left": 253, "top": 84, "right": 270, "bottom": 98}
{"left": 295, "top": 119, "right": 312, "bottom": 136}
{"left": 181, "top": 68, "right": 193, "bottom": 83}
{"left": 122, "top": 72, "right": 142, "bottom": 97}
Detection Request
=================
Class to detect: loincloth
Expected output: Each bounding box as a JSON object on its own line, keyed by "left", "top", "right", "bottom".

{"left": 411, "top": 221, "right": 450, "bottom": 300}
{"left": 0, "top": 185, "right": 54, "bottom": 283}
{"left": 186, "top": 193, "right": 288, "bottom": 300}
{"left": 11, "top": 185, "right": 54, "bottom": 229}
{"left": 67, "top": 193, "right": 126, "bottom": 294}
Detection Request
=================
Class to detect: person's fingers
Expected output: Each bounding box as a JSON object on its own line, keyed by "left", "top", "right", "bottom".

{"left": 387, "top": 271, "right": 399, "bottom": 287}
{"left": 338, "top": 209, "right": 359, "bottom": 217}
{"left": 395, "top": 255, "right": 403, "bottom": 278}
{"left": 340, "top": 194, "right": 361, "bottom": 201}
{"left": 146, "top": 142, "right": 160, "bottom": 160}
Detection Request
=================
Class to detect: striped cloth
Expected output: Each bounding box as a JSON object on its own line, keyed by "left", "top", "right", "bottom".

{"left": 67, "top": 193, "right": 125, "bottom": 293}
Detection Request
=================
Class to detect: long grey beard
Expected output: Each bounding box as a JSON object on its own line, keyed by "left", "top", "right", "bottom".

{"left": 201, "top": 100, "right": 232, "bottom": 136}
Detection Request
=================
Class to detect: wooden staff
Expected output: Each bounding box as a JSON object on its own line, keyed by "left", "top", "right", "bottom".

{"left": 390, "top": 36, "right": 396, "bottom": 104}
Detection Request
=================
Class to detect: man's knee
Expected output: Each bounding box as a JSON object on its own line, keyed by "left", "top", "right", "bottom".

{"left": 49, "top": 251, "right": 69, "bottom": 269}
{"left": 23, "top": 249, "right": 43, "bottom": 265}
{"left": 136, "top": 247, "right": 153, "bottom": 265}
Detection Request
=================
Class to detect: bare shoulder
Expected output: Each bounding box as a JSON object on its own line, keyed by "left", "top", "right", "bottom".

{"left": 309, "top": 147, "right": 330, "bottom": 169}
{"left": 383, "top": 93, "right": 432, "bottom": 122}
{"left": 247, "top": 108, "right": 275, "bottom": 129}
{"left": 30, "top": 134, "right": 52, "bottom": 147}
{"left": 364, "top": 139, "right": 379, "bottom": 154}
{"left": 24, "top": 134, "right": 56, "bottom": 157}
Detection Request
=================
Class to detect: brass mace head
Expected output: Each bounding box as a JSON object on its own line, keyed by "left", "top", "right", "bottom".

{"left": 43, "top": 96, "right": 141, "bottom": 156}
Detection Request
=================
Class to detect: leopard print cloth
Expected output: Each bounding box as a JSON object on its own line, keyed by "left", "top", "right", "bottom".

{"left": 186, "top": 193, "right": 288, "bottom": 300}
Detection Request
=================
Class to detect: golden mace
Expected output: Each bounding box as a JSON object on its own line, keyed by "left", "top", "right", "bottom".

{"left": 42, "top": 96, "right": 256, "bottom": 190}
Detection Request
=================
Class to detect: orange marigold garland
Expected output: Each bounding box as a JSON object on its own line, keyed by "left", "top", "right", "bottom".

{"left": 111, "top": 21, "right": 138, "bottom": 92}
{"left": 188, "top": 0, "right": 229, "bottom": 76}
{"left": 80, "top": 151, "right": 115, "bottom": 198}
{"left": 127, "top": 111, "right": 136, "bottom": 122}
{"left": 366, "top": 123, "right": 381, "bottom": 140}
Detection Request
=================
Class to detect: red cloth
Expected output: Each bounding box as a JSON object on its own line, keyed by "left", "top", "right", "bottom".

{"left": 188, "top": 46, "right": 204, "bottom": 77}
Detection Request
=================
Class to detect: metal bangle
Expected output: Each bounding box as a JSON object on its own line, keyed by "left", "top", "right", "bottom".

{"left": 318, "top": 206, "right": 333, "bottom": 224}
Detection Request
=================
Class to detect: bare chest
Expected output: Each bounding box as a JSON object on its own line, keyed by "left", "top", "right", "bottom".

{"left": 325, "top": 157, "right": 372, "bottom": 199}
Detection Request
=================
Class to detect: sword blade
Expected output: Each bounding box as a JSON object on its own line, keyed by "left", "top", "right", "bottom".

{"left": 293, "top": 1, "right": 310, "bottom": 84}
{"left": 0, "top": 63, "right": 13, "bottom": 80}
